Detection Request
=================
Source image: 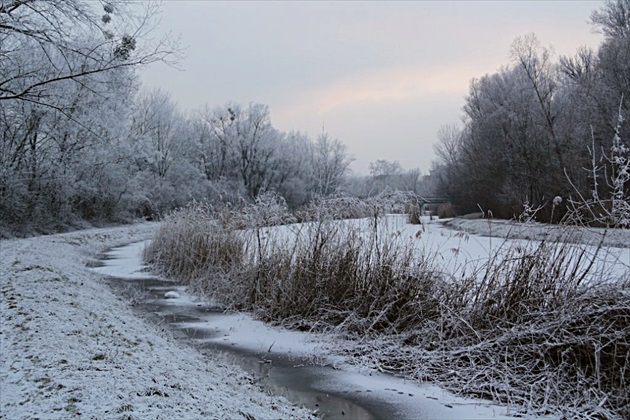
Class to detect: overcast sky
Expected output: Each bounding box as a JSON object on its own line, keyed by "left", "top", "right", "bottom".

{"left": 140, "top": 1, "right": 605, "bottom": 175}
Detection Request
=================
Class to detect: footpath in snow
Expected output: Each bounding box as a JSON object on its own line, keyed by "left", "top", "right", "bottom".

{"left": 0, "top": 223, "right": 312, "bottom": 419}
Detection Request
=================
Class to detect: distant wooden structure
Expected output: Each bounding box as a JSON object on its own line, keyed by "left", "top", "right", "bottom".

{"left": 415, "top": 195, "right": 450, "bottom": 215}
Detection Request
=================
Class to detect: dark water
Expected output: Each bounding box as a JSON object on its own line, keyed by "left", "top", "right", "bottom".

{"left": 103, "top": 276, "right": 400, "bottom": 419}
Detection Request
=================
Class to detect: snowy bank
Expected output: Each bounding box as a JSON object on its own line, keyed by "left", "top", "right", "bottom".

{"left": 0, "top": 223, "right": 312, "bottom": 419}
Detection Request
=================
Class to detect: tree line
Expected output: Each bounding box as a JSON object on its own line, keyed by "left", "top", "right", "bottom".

{"left": 0, "top": 1, "right": 437, "bottom": 237}
{"left": 0, "top": 1, "right": 375, "bottom": 236}
{"left": 431, "top": 0, "right": 629, "bottom": 224}
{"left": 5, "top": 1, "right": 622, "bottom": 236}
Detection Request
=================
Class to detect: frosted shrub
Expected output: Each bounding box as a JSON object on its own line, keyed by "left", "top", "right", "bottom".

{"left": 303, "top": 194, "right": 368, "bottom": 221}
{"left": 239, "top": 218, "right": 444, "bottom": 335}
{"left": 208, "top": 192, "right": 294, "bottom": 231}
{"left": 144, "top": 204, "right": 245, "bottom": 301}
{"left": 566, "top": 103, "right": 629, "bottom": 228}
{"left": 518, "top": 199, "right": 544, "bottom": 223}
{"left": 354, "top": 238, "right": 629, "bottom": 419}
{"left": 610, "top": 111, "right": 629, "bottom": 227}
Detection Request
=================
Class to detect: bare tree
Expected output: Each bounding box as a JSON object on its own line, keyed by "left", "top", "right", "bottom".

{"left": 311, "top": 131, "right": 353, "bottom": 196}
{"left": 590, "top": 0, "right": 630, "bottom": 39}
{"left": 0, "top": 0, "right": 179, "bottom": 108}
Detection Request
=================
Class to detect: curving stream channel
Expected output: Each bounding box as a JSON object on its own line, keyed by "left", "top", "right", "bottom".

{"left": 93, "top": 241, "right": 515, "bottom": 420}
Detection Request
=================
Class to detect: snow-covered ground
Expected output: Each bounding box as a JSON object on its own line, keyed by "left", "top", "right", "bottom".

{"left": 443, "top": 217, "right": 630, "bottom": 278}
{"left": 446, "top": 217, "right": 630, "bottom": 249}
{"left": 0, "top": 222, "right": 313, "bottom": 419}
{"left": 253, "top": 215, "right": 630, "bottom": 280}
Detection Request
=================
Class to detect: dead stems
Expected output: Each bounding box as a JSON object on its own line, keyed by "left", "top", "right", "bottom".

{"left": 145, "top": 198, "right": 630, "bottom": 418}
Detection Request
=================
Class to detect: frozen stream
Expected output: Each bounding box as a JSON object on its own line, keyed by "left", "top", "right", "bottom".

{"left": 92, "top": 240, "right": 520, "bottom": 420}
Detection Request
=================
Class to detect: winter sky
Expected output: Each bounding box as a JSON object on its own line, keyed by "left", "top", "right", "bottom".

{"left": 140, "top": 1, "right": 605, "bottom": 175}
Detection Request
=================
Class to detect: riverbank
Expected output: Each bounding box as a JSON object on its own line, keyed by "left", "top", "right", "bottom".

{"left": 145, "top": 208, "right": 630, "bottom": 418}
{"left": 0, "top": 222, "right": 312, "bottom": 419}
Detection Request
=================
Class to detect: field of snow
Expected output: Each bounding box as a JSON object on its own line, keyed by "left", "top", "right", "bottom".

{"left": 444, "top": 217, "right": 630, "bottom": 278}
{"left": 0, "top": 222, "right": 313, "bottom": 419}
{"left": 253, "top": 215, "right": 630, "bottom": 281}
{"left": 446, "top": 217, "right": 630, "bottom": 250}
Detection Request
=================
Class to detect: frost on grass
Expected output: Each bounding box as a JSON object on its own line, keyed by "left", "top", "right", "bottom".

{"left": 566, "top": 102, "right": 630, "bottom": 229}
{"left": 146, "top": 195, "right": 630, "bottom": 419}
{"left": 0, "top": 223, "right": 312, "bottom": 419}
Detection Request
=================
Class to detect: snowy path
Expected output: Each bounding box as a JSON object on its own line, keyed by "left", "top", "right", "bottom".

{"left": 0, "top": 223, "right": 312, "bottom": 419}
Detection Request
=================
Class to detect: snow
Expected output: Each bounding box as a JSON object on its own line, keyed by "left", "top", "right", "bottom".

{"left": 164, "top": 291, "right": 181, "bottom": 299}
{"left": 94, "top": 249, "right": 325, "bottom": 357}
{"left": 445, "top": 217, "right": 630, "bottom": 249}
{"left": 315, "top": 371, "right": 519, "bottom": 420}
{"left": 180, "top": 314, "right": 324, "bottom": 358}
{"left": 94, "top": 239, "right": 152, "bottom": 279}
{"left": 443, "top": 217, "right": 630, "bottom": 278}
{"left": 254, "top": 214, "right": 629, "bottom": 280}
{"left": 0, "top": 222, "right": 312, "bottom": 419}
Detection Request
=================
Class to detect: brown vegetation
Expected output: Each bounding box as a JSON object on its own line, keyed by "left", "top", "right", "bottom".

{"left": 145, "top": 200, "right": 630, "bottom": 418}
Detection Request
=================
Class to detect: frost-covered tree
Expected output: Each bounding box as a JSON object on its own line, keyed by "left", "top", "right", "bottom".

{"left": 365, "top": 159, "right": 401, "bottom": 194}
{"left": 369, "top": 160, "right": 403, "bottom": 179}
{"left": 0, "top": 0, "right": 177, "bottom": 108}
{"left": 131, "top": 89, "right": 187, "bottom": 179}
{"left": 432, "top": 1, "right": 629, "bottom": 223}
{"left": 311, "top": 132, "right": 353, "bottom": 196}
{"left": 128, "top": 89, "right": 207, "bottom": 216}
{"left": 609, "top": 108, "right": 630, "bottom": 226}
{"left": 400, "top": 168, "right": 431, "bottom": 196}
{"left": 195, "top": 104, "right": 240, "bottom": 183}
{"left": 0, "top": 0, "right": 179, "bottom": 235}
{"left": 192, "top": 103, "right": 320, "bottom": 206}
{"left": 232, "top": 103, "right": 281, "bottom": 199}
{"left": 590, "top": 0, "right": 630, "bottom": 38}
{"left": 266, "top": 131, "right": 314, "bottom": 208}
{"left": 566, "top": 102, "right": 629, "bottom": 227}
{"left": 0, "top": 59, "right": 137, "bottom": 232}
{"left": 195, "top": 103, "right": 282, "bottom": 200}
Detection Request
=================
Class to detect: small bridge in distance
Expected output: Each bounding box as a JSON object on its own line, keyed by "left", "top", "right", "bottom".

{"left": 416, "top": 195, "right": 450, "bottom": 205}
{"left": 414, "top": 195, "right": 450, "bottom": 215}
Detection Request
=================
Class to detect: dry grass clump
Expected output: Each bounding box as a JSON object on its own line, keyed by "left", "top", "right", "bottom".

{"left": 298, "top": 190, "right": 414, "bottom": 222}
{"left": 352, "top": 241, "right": 630, "bottom": 419}
{"left": 237, "top": 220, "right": 444, "bottom": 336}
{"left": 406, "top": 202, "right": 422, "bottom": 224}
{"left": 145, "top": 198, "right": 630, "bottom": 418}
{"left": 144, "top": 204, "right": 244, "bottom": 295}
